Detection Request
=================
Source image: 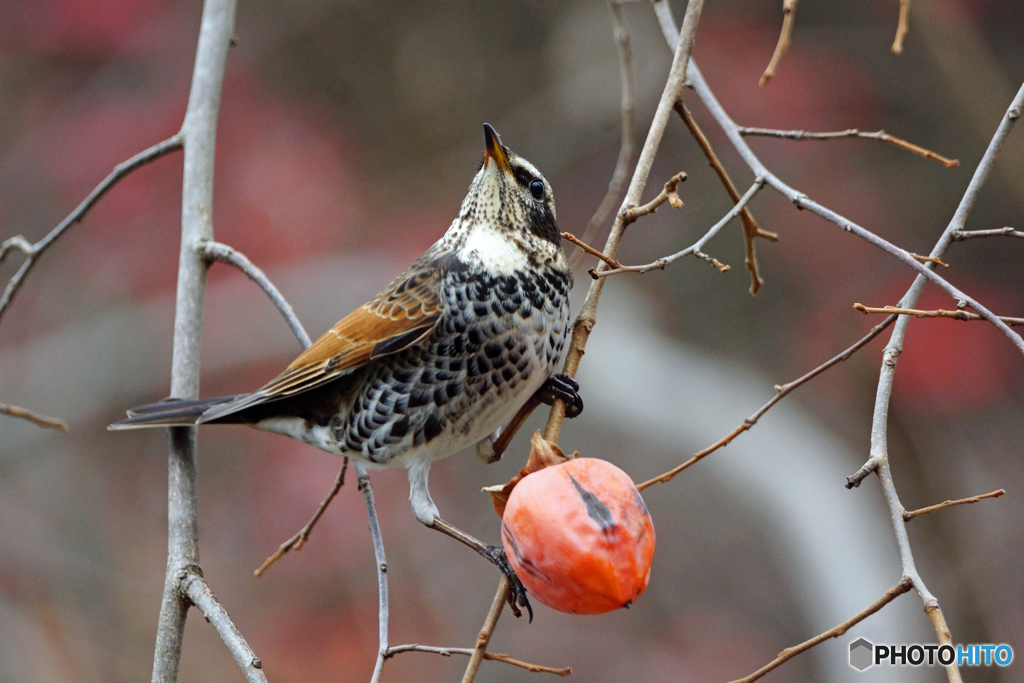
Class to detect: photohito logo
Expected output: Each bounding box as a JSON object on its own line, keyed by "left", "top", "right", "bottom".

{"left": 849, "top": 638, "right": 1013, "bottom": 671}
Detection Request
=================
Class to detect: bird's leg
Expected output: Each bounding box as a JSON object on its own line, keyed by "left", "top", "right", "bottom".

{"left": 534, "top": 373, "right": 584, "bottom": 418}
{"left": 428, "top": 517, "right": 532, "bottom": 621}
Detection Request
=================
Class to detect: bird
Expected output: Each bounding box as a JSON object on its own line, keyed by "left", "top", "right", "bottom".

{"left": 110, "top": 123, "right": 583, "bottom": 618}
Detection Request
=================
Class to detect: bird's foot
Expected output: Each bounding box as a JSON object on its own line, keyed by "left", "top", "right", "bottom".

{"left": 484, "top": 545, "right": 533, "bottom": 622}
{"left": 535, "top": 373, "right": 583, "bottom": 418}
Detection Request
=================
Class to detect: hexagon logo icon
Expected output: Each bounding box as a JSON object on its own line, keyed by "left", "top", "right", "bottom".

{"left": 849, "top": 638, "right": 874, "bottom": 671}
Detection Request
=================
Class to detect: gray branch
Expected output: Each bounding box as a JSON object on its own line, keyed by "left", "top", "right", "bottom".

{"left": 152, "top": 0, "right": 243, "bottom": 682}
{"left": 0, "top": 135, "right": 182, "bottom": 324}
{"left": 359, "top": 465, "right": 391, "bottom": 683}
{"left": 653, "top": 1, "right": 1024, "bottom": 356}
{"left": 197, "top": 240, "right": 311, "bottom": 348}
{"left": 182, "top": 570, "right": 267, "bottom": 683}
{"left": 594, "top": 177, "right": 763, "bottom": 277}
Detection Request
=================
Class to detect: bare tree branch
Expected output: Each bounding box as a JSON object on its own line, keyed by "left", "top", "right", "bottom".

{"left": 561, "top": 233, "right": 621, "bottom": 269}
{"left": 729, "top": 578, "right": 913, "bottom": 683}
{"left": 461, "top": 577, "right": 511, "bottom": 683}
{"left": 0, "top": 135, "right": 183, "bottom": 325}
{"left": 620, "top": 172, "right": 687, "bottom": 225}
{"left": 738, "top": 126, "right": 958, "bottom": 167}
{"left": 594, "top": 178, "right": 762, "bottom": 278}
{"left": 904, "top": 489, "right": 1005, "bottom": 521}
{"left": 760, "top": 0, "right": 798, "bottom": 86}
{"left": 638, "top": 313, "right": 898, "bottom": 490}
{"left": 682, "top": 57, "right": 1024, "bottom": 354}
{"left": 676, "top": 101, "right": 776, "bottom": 295}
{"left": 181, "top": 570, "right": 267, "bottom": 683}
{"left": 569, "top": 0, "right": 637, "bottom": 269}
{"left": 952, "top": 227, "right": 1024, "bottom": 240}
{"left": 854, "top": 303, "right": 1024, "bottom": 326}
{"left": 198, "top": 239, "right": 312, "bottom": 348}
{"left": 254, "top": 459, "right": 348, "bottom": 577}
{"left": 386, "top": 644, "right": 571, "bottom": 676}
{"left": 893, "top": 0, "right": 911, "bottom": 54}
{"left": 0, "top": 402, "right": 69, "bottom": 431}
{"left": 360, "top": 465, "right": 391, "bottom": 683}
{"left": 152, "top": 1, "right": 239, "bottom": 681}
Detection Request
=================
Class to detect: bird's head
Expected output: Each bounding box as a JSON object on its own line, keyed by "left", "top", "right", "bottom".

{"left": 442, "top": 124, "right": 566, "bottom": 276}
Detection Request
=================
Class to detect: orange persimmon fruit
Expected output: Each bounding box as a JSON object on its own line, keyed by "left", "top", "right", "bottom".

{"left": 500, "top": 457, "right": 655, "bottom": 614}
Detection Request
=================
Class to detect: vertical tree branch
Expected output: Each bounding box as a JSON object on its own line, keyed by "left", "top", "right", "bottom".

{"left": 152, "top": 0, "right": 237, "bottom": 681}
{"left": 460, "top": 4, "right": 707, "bottom": 681}
{"left": 361, "top": 465, "right": 391, "bottom": 683}
{"left": 542, "top": 0, "right": 706, "bottom": 445}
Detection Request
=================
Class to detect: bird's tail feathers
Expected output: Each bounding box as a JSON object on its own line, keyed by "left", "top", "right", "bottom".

{"left": 108, "top": 395, "right": 243, "bottom": 430}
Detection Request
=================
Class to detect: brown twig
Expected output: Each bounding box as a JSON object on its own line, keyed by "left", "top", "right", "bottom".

{"left": 462, "top": 4, "right": 709, "bottom": 681}
{"left": 254, "top": 459, "right": 348, "bottom": 577}
{"left": 620, "top": 172, "right": 687, "bottom": 225}
{"left": 728, "top": 578, "right": 913, "bottom": 683}
{"left": 760, "top": 0, "right": 798, "bottom": 86}
{"left": 903, "top": 489, "right": 1005, "bottom": 521}
{"left": 638, "top": 313, "right": 898, "bottom": 490}
{"left": 892, "top": 0, "right": 910, "bottom": 54}
{"left": 737, "top": 126, "right": 959, "bottom": 167}
{"left": 569, "top": 0, "right": 636, "bottom": 269}
{"left": 952, "top": 227, "right": 1024, "bottom": 240}
{"left": 675, "top": 100, "right": 776, "bottom": 294}
{"left": 854, "top": 303, "right": 1024, "bottom": 326}
{"left": 910, "top": 252, "right": 949, "bottom": 267}
{"left": 561, "top": 233, "right": 621, "bottom": 269}
{"left": 0, "top": 403, "right": 69, "bottom": 431}
{"left": 0, "top": 135, "right": 183, "bottom": 325}
{"left": 386, "top": 644, "right": 571, "bottom": 676}
{"left": 461, "top": 577, "right": 510, "bottom": 683}
{"left": 595, "top": 178, "right": 762, "bottom": 279}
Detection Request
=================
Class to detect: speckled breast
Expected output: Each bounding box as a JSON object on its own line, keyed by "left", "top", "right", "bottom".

{"left": 334, "top": 266, "right": 572, "bottom": 464}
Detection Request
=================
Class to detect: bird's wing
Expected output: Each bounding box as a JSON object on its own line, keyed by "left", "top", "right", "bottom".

{"left": 198, "top": 263, "right": 443, "bottom": 422}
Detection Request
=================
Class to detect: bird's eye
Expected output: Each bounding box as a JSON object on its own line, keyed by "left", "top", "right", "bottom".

{"left": 529, "top": 179, "right": 544, "bottom": 199}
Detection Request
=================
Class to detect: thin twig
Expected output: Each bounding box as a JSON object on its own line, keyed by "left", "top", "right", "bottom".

{"left": 361, "top": 465, "right": 391, "bottom": 683}
{"left": 254, "top": 459, "right": 348, "bottom": 577}
{"left": 736, "top": 126, "right": 958, "bottom": 167}
{"left": 904, "top": 489, "right": 1005, "bottom": 521}
{"left": 620, "top": 172, "right": 687, "bottom": 225}
{"left": 595, "top": 178, "right": 762, "bottom": 278}
{"left": 198, "top": 240, "right": 311, "bottom": 348}
{"left": 892, "top": 0, "right": 911, "bottom": 54}
{"left": 910, "top": 252, "right": 949, "bottom": 267}
{"left": 561, "top": 233, "right": 621, "bottom": 269}
{"left": 0, "top": 135, "right": 183, "bottom": 325}
{"left": 569, "top": 0, "right": 637, "bottom": 269}
{"left": 0, "top": 403, "right": 69, "bottom": 431}
{"left": 952, "top": 227, "right": 1024, "bottom": 240}
{"left": 637, "top": 313, "right": 898, "bottom": 490}
{"left": 687, "top": 62, "right": 1024, "bottom": 355}
{"left": 386, "top": 644, "right": 571, "bottom": 676}
{"left": 728, "top": 578, "right": 913, "bottom": 683}
{"left": 461, "top": 577, "right": 511, "bottom": 683}
{"left": 760, "top": 0, "right": 798, "bottom": 86}
{"left": 854, "top": 303, "right": 1024, "bottom": 326}
{"left": 181, "top": 570, "right": 267, "bottom": 683}
{"left": 653, "top": 11, "right": 1000, "bottom": 679}
{"left": 676, "top": 100, "right": 776, "bottom": 295}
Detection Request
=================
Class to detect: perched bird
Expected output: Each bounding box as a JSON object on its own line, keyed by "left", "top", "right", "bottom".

{"left": 110, "top": 124, "right": 582, "bottom": 617}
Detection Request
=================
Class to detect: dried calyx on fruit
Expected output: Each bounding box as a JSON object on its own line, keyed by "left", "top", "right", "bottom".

{"left": 486, "top": 432, "right": 655, "bottom": 615}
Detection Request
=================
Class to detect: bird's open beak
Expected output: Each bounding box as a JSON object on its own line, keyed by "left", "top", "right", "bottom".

{"left": 483, "top": 123, "right": 512, "bottom": 175}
